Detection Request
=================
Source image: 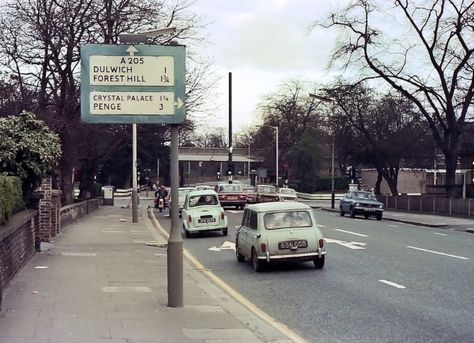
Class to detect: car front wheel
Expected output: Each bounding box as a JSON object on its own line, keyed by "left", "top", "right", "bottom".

{"left": 340, "top": 208, "right": 344, "bottom": 216}
{"left": 376, "top": 213, "right": 383, "bottom": 221}
{"left": 350, "top": 207, "right": 356, "bottom": 218}
{"left": 314, "top": 255, "right": 325, "bottom": 269}
{"left": 236, "top": 243, "right": 245, "bottom": 262}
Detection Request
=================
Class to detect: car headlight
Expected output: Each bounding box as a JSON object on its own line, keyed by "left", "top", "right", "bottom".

{"left": 355, "top": 202, "right": 360, "bottom": 206}
{"left": 379, "top": 204, "right": 383, "bottom": 209}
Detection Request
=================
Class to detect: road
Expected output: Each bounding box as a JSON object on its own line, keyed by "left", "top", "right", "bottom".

{"left": 154, "top": 206, "right": 474, "bottom": 343}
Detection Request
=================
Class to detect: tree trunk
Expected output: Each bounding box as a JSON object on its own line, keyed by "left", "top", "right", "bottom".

{"left": 444, "top": 150, "right": 459, "bottom": 198}
{"left": 374, "top": 172, "right": 383, "bottom": 195}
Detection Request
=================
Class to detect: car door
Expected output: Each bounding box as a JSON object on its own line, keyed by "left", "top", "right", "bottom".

{"left": 341, "top": 193, "right": 351, "bottom": 212}
{"left": 237, "top": 209, "right": 251, "bottom": 258}
{"left": 246, "top": 211, "right": 259, "bottom": 255}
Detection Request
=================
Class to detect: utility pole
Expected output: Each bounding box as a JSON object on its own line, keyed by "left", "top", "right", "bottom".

{"left": 228, "top": 72, "right": 233, "bottom": 184}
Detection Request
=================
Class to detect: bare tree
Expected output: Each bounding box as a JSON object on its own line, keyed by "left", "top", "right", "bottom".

{"left": 0, "top": 0, "right": 214, "bottom": 203}
{"left": 318, "top": 0, "right": 474, "bottom": 197}
{"left": 324, "top": 83, "right": 427, "bottom": 195}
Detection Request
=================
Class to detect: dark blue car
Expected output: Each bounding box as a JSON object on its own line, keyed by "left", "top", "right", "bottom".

{"left": 339, "top": 191, "right": 384, "bottom": 220}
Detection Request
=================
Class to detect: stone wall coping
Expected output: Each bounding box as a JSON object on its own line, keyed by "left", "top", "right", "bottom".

{"left": 0, "top": 210, "right": 37, "bottom": 241}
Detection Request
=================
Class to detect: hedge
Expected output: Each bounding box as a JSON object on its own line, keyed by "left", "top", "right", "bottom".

{"left": 0, "top": 175, "right": 24, "bottom": 225}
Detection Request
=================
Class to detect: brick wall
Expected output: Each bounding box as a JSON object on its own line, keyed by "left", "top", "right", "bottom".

{"left": 0, "top": 210, "right": 37, "bottom": 291}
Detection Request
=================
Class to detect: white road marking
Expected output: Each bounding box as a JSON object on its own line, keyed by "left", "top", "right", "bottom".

{"left": 407, "top": 245, "right": 469, "bottom": 260}
{"left": 434, "top": 233, "right": 447, "bottom": 236}
{"left": 379, "top": 280, "right": 406, "bottom": 289}
{"left": 101, "top": 230, "right": 124, "bottom": 233}
{"left": 334, "top": 229, "right": 368, "bottom": 237}
{"left": 208, "top": 241, "right": 236, "bottom": 252}
{"left": 325, "top": 238, "right": 366, "bottom": 250}
{"left": 61, "top": 252, "right": 97, "bottom": 257}
{"left": 317, "top": 224, "right": 326, "bottom": 228}
{"left": 101, "top": 286, "right": 152, "bottom": 293}
{"left": 227, "top": 210, "right": 241, "bottom": 214}
{"left": 388, "top": 225, "right": 399, "bottom": 228}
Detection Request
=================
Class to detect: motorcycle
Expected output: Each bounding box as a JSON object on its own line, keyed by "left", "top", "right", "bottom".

{"left": 154, "top": 194, "right": 167, "bottom": 212}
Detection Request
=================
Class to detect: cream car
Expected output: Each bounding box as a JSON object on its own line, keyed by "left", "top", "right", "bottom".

{"left": 182, "top": 190, "right": 228, "bottom": 238}
{"left": 235, "top": 202, "right": 326, "bottom": 272}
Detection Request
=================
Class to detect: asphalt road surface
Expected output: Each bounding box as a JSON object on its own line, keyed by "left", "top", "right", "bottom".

{"left": 154, "top": 206, "right": 474, "bottom": 343}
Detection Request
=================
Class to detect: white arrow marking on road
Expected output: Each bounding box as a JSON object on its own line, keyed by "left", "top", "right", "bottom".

{"left": 379, "top": 280, "right": 406, "bottom": 289}
{"left": 175, "top": 97, "right": 184, "bottom": 109}
{"left": 325, "top": 238, "right": 366, "bottom": 250}
{"left": 208, "top": 241, "right": 236, "bottom": 252}
{"left": 126, "top": 46, "right": 138, "bottom": 56}
{"left": 334, "top": 229, "right": 368, "bottom": 237}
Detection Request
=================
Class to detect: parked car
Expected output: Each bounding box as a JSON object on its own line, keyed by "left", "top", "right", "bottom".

{"left": 170, "top": 186, "right": 196, "bottom": 216}
{"left": 235, "top": 202, "right": 326, "bottom": 272}
{"left": 278, "top": 187, "right": 297, "bottom": 201}
{"left": 182, "top": 190, "right": 228, "bottom": 237}
{"left": 216, "top": 183, "right": 247, "bottom": 209}
{"left": 242, "top": 184, "right": 256, "bottom": 203}
{"left": 339, "top": 190, "right": 384, "bottom": 220}
{"left": 255, "top": 184, "right": 280, "bottom": 203}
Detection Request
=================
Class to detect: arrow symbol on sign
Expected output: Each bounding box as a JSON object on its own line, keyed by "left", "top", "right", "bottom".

{"left": 126, "top": 46, "right": 138, "bottom": 56}
{"left": 175, "top": 98, "right": 184, "bottom": 109}
{"left": 208, "top": 241, "right": 236, "bottom": 252}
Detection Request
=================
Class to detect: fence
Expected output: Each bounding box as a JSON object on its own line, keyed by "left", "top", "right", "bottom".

{"left": 380, "top": 195, "right": 474, "bottom": 217}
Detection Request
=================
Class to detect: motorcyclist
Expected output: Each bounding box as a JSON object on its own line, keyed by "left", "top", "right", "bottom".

{"left": 155, "top": 185, "right": 168, "bottom": 206}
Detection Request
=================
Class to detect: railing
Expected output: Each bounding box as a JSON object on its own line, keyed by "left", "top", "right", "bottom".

{"left": 297, "top": 192, "right": 345, "bottom": 201}
{"left": 380, "top": 195, "right": 474, "bottom": 217}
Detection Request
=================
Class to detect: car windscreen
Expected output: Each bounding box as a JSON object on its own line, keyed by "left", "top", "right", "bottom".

{"left": 219, "top": 184, "right": 242, "bottom": 192}
{"left": 280, "top": 188, "right": 295, "bottom": 194}
{"left": 264, "top": 211, "right": 312, "bottom": 230}
{"left": 353, "top": 192, "right": 376, "bottom": 200}
{"left": 188, "top": 195, "right": 218, "bottom": 207}
{"left": 258, "top": 186, "right": 276, "bottom": 193}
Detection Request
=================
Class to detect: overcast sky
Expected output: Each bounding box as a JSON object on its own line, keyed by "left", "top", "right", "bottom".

{"left": 192, "top": 0, "right": 347, "bottom": 134}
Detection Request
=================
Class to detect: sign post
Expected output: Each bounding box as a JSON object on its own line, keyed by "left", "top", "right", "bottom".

{"left": 81, "top": 43, "right": 186, "bottom": 307}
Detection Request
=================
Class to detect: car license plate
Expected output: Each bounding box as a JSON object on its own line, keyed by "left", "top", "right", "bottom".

{"left": 278, "top": 240, "right": 308, "bottom": 250}
{"left": 365, "top": 208, "right": 375, "bottom": 212}
{"left": 228, "top": 196, "right": 237, "bottom": 200}
{"left": 198, "top": 218, "right": 216, "bottom": 223}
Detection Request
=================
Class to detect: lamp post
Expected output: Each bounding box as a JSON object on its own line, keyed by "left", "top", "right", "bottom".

{"left": 309, "top": 93, "right": 336, "bottom": 209}
{"left": 257, "top": 124, "right": 279, "bottom": 186}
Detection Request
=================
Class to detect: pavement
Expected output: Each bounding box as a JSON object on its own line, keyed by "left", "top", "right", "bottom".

{"left": 0, "top": 199, "right": 295, "bottom": 343}
{"left": 2, "top": 198, "right": 474, "bottom": 343}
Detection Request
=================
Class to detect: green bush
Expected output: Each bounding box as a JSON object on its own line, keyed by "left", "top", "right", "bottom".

{"left": 0, "top": 175, "right": 24, "bottom": 225}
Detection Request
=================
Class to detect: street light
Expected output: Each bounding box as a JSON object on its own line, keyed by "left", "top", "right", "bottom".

{"left": 257, "top": 124, "right": 279, "bottom": 186}
{"left": 309, "top": 93, "right": 336, "bottom": 209}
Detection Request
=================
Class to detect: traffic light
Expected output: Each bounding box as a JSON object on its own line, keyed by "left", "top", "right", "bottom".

{"left": 227, "top": 164, "right": 233, "bottom": 175}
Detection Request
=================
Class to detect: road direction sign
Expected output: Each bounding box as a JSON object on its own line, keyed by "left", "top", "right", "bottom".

{"left": 80, "top": 44, "right": 185, "bottom": 124}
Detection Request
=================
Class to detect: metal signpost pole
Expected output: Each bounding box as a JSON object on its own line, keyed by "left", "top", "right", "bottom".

{"left": 331, "top": 135, "right": 335, "bottom": 209}
{"left": 275, "top": 126, "right": 279, "bottom": 187}
{"left": 168, "top": 124, "right": 183, "bottom": 307}
{"left": 132, "top": 123, "right": 138, "bottom": 223}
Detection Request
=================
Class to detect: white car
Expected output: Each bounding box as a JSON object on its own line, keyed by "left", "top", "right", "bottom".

{"left": 278, "top": 187, "right": 298, "bottom": 201}
{"left": 182, "top": 190, "right": 228, "bottom": 238}
{"left": 235, "top": 202, "right": 326, "bottom": 272}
